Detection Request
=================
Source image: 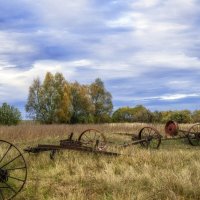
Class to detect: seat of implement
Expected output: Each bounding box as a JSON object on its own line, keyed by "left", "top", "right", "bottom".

{"left": 165, "top": 120, "right": 179, "bottom": 136}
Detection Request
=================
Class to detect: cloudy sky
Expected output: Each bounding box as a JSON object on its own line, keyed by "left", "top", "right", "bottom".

{"left": 0, "top": 0, "right": 200, "bottom": 117}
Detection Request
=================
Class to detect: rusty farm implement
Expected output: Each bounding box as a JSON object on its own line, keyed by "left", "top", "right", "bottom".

{"left": 23, "top": 121, "right": 200, "bottom": 160}
{"left": 24, "top": 127, "right": 162, "bottom": 159}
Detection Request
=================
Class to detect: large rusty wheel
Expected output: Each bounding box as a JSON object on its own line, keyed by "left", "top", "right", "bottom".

{"left": 78, "top": 129, "right": 107, "bottom": 151}
{"left": 0, "top": 140, "right": 27, "bottom": 200}
{"left": 165, "top": 120, "right": 179, "bottom": 136}
{"left": 187, "top": 124, "right": 200, "bottom": 146}
{"left": 138, "top": 127, "right": 161, "bottom": 149}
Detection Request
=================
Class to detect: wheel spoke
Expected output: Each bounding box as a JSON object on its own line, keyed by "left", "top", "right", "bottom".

{"left": 96, "top": 135, "right": 101, "bottom": 141}
{"left": 6, "top": 166, "right": 26, "bottom": 171}
{"left": 0, "top": 178, "right": 17, "bottom": 194}
{"left": 8, "top": 175, "right": 25, "bottom": 182}
{"left": 188, "top": 124, "right": 200, "bottom": 146}
{"left": 84, "top": 134, "right": 90, "bottom": 141}
{"left": 0, "top": 144, "right": 12, "bottom": 164}
{"left": 0, "top": 154, "right": 21, "bottom": 169}
{"left": 88, "top": 130, "right": 92, "bottom": 141}
{"left": 139, "top": 127, "right": 161, "bottom": 149}
{"left": 0, "top": 189, "right": 5, "bottom": 200}
{"left": 93, "top": 132, "right": 97, "bottom": 141}
{"left": 78, "top": 129, "right": 106, "bottom": 150}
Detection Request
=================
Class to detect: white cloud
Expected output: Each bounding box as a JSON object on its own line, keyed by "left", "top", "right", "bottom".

{"left": 114, "top": 93, "right": 200, "bottom": 102}
{"left": 0, "top": 60, "right": 77, "bottom": 102}
{"left": 0, "top": 31, "right": 35, "bottom": 54}
{"left": 160, "top": 93, "right": 199, "bottom": 100}
{"left": 132, "top": 0, "right": 160, "bottom": 8}
{"left": 30, "top": 0, "right": 94, "bottom": 28}
{"left": 132, "top": 52, "right": 200, "bottom": 69}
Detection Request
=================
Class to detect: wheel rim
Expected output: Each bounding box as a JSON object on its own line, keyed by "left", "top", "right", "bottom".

{"left": 138, "top": 127, "right": 161, "bottom": 149}
{"left": 78, "top": 129, "right": 107, "bottom": 151}
{"left": 187, "top": 124, "right": 200, "bottom": 146}
{"left": 0, "top": 140, "right": 27, "bottom": 200}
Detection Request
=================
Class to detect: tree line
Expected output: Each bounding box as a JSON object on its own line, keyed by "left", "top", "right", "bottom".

{"left": 1, "top": 72, "right": 200, "bottom": 125}
{"left": 25, "top": 72, "right": 113, "bottom": 124}
{"left": 113, "top": 106, "right": 200, "bottom": 124}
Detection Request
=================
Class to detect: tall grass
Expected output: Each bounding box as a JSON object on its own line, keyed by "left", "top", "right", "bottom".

{"left": 0, "top": 123, "right": 200, "bottom": 200}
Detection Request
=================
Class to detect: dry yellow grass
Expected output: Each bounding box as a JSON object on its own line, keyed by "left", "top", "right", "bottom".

{"left": 0, "top": 123, "right": 200, "bottom": 200}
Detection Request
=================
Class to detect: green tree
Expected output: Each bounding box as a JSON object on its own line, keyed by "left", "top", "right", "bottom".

{"left": 90, "top": 78, "right": 113, "bottom": 123}
{"left": 0, "top": 103, "right": 21, "bottom": 125}
{"left": 192, "top": 110, "right": 200, "bottom": 123}
{"left": 152, "top": 111, "right": 162, "bottom": 123}
{"left": 25, "top": 78, "right": 45, "bottom": 121}
{"left": 41, "top": 72, "right": 56, "bottom": 123}
{"left": 160, "top": 111, "right": 173, "bottom": 123}
{"left": 112, "top": 105, "right": 153, "bottom": 123}
{"left": 70, "top": 82, "right": 94, "bottom": 123}
{"left": 112, "top": 107, "right": 134, "bottom": 122}
{"left": 160, "top": 110, "right": 191, "bottom": 123}
{"left": 169, "top": 110, "right": 192, "bottom": 123}
{"left": 132, "top": 105, "right": 153, "bottom": 123}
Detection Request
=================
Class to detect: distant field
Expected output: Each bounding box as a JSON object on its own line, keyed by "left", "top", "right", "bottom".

{"left": 0, "top": 123, "right": 200, "bottom": 200}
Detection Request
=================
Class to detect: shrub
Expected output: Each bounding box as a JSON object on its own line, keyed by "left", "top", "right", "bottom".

{"left": 0, "top": 103, "right": 21, "bottom": 125}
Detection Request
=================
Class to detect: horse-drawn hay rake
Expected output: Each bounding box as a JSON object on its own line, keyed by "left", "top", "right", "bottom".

{"left": 0, "top": 121, "right": 200, "bottom": 199}
{"left": 24, "top": 128, "right": 162, "bottom": 158}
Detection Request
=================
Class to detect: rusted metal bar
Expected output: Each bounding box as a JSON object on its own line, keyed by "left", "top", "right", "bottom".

{"left": 24, "top": 144, "right": 120, "bottom": 156}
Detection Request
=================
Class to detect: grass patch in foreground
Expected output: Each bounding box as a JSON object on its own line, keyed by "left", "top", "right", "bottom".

{"left": 0, "top": 123, "right": 199, "bottom": 200}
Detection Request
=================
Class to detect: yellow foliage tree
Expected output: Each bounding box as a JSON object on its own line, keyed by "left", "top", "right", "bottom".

{"left": 70, "top": 82, "right": 94, "bottom": 123}
{"left": 26, "top": 72, "right": 72, "bottom": 123}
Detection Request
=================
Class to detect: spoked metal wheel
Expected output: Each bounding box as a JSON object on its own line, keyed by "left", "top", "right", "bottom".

{"left": 0, "top": 140, "right": 27, "bottom": 200}
{"left": 138, "top": 127, "right": 162, "bottom": 149}
{"left": 78, "top": 129, "right": 107, "bottom": 151}
{"left": 187, "top": 124, "right": 200, "bottom": 146}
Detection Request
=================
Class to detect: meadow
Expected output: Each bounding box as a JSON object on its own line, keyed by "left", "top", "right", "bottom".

{"left": 0, "top": 123, "right": 200, "bottom": 200}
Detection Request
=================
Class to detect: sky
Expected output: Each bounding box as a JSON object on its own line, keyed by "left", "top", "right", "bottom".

{"left": 0, "top": 0, "right": 200, "bottom": 117}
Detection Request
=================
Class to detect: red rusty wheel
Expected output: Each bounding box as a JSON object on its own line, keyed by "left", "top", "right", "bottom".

{"left": 187, "top": 124, "right": 200, "bottom": 146}
{"left": 165, "top": 120, "right": 179, "bottom": 136}
{"left": 138, "top": 127, "right": 161, "bottom": 149}
{"left": 78, "top": 129, "right": 107, "bottom": 151}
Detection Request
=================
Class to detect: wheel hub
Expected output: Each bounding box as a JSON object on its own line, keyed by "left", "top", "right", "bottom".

{"left": 0, "top": 168, "right": 9, "bottom": 182}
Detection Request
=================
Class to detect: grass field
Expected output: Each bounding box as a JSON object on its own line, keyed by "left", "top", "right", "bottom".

{"left": 0, "top": 123, "right": 200, "bottom": 200}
